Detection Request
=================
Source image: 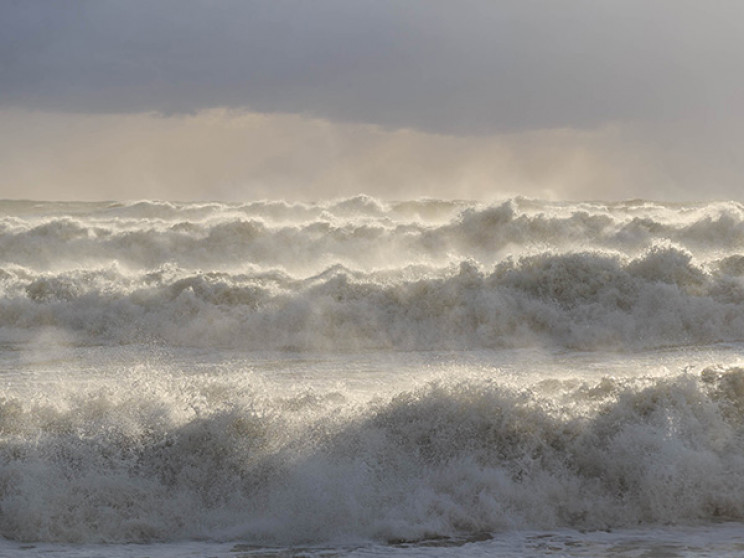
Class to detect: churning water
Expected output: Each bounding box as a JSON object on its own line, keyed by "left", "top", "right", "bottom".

{"left": 1, "top": 196, "right": 744, "bottom": 557}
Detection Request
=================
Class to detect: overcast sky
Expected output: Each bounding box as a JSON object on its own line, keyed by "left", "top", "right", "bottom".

{"left": 2, "top": 1, "right": 743, "bottom": 201}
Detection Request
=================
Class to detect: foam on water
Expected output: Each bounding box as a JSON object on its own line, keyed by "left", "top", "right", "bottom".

{"left": 1, "top": 245, "right": 743, "bottom": 350}
{"left": 1, "top": 197, "right": 744, "bottom": 554}
{"left": 2, "top": 359, "right": 744, "bottom": 544}
{"left": 2, "top": 198, "right": 743, "bottom": 272}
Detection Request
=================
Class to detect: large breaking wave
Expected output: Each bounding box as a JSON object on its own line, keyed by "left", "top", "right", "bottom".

{"left": 2, "top": 196, "right": 744, "bottom": 546}
{"left": 2, "top": 366, "right": 744, "bottom": 543}
{"left": 2, "top": 197, "right": 744, "bottom": 351}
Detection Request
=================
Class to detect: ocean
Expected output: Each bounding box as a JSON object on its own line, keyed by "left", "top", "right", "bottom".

{"left": 1, "top": 196, "right": 744, "bottom": 557}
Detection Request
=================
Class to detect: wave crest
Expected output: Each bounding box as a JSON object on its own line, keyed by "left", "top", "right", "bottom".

{"left": 2, "top": 368, "right": 744, "bottom": 543}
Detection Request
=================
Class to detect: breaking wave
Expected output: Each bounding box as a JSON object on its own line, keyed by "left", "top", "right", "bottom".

{"left": 2, "top": 197, "right": 743, "bottom": 273}
{"left": 2, "top": 366, "right": 744, "bottom": 543}
{"left": 3, "top": 196, "right": 744, "bottom": 546}
{"left": 2, "top": 197, "right": 744, "bottom": 351}
{"left": 1, "top": 245, "right": 744, "bottom": 350}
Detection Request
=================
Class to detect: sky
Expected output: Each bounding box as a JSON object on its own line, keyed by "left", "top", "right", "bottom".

{"left": 1, "top": 0, "right": 743, "bottom": 202}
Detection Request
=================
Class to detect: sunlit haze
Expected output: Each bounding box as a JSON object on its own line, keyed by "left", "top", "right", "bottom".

{"left": 2, "top": 1, "right": 743, "bottom": 201}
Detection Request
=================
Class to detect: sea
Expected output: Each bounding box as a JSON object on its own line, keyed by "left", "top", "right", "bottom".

{"left": 1, "top": 196, "right": 744, "bottom": 557}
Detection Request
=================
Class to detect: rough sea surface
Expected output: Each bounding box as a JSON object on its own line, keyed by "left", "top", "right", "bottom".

{"left": 1, "top": 196, "right": 744, "bottom": 557}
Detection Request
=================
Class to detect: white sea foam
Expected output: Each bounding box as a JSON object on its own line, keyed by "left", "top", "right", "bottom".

{"left": 0, "top": 245, "right": 743, "bottom": 350}
{"left": 1, "top": 197, "right": 744, "bottom": 552}
{"left": 2, "top": 198, "right": 743, "bottom": 273}
{"left": 1, "top": 365, "right": 744, "bottom": 544}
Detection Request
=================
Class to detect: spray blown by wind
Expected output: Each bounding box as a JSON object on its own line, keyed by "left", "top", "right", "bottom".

{"left": 1, "top": 196, "right": 744, "bottom": 555}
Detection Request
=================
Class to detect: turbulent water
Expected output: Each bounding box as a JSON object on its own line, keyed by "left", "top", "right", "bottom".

{"left": 1, "top": 196, "right": 744, "bottom": 557}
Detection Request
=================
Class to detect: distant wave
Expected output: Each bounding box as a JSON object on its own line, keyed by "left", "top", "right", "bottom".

{"left": 1, "top": 367, "right": 743, "bottom": 543}
{"left": 2, "top": 197, "right": 743, "bottom": 272}
{"left": 1, "top": 246, "right": 743, "bottom": 350}
{"left": 2, "top": 197, "right": 744, "bottom": 351}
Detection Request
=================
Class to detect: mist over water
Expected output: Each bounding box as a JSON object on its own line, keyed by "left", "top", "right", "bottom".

{"left": 2, "top": 196, "right": 744, "bottom": 555}
{"left": 2, "top": 197, "right": 744, "bottom": 351}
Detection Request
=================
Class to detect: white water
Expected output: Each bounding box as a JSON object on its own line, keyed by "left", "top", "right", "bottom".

{"left": 1, "top": 197, "right": 744, "bottom": 557}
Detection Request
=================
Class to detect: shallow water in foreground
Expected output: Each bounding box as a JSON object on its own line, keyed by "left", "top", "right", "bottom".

{"left": 2, "top": 523, "right": 744, "bottom": 557}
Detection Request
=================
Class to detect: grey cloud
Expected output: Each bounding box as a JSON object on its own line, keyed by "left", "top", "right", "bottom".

{"left": 2, "top": 0, "right": 743, "bottom": 135}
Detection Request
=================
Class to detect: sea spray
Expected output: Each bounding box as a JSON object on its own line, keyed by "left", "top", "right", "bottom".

{"left": 1, "top": 247, "right": 743, "bottom": 350}
{"left": 2, "top": 197, "right": 744, "bottom": 550}
{"left": 1, "top": 367, "right": 744, "bottom": 543}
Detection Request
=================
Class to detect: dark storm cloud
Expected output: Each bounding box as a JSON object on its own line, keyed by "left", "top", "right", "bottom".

{"left": 2, "top": 0, "right": 742, "bottom": 135}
